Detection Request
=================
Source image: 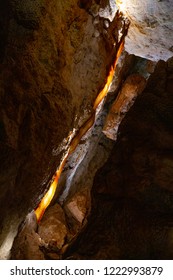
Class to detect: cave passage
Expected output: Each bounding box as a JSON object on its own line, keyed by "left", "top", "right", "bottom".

{"left": 35, "top": 23, "right": 128, "bottom": 223}
{"left": 2, "top": 0, "right": 173, "bottom": 261}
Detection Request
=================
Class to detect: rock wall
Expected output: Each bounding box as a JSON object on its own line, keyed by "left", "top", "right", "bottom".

{"left": 64, "top": 59, "right": 173, "bottom": 259}
{"left": 0, "top": 0, "right": 121, "bottom": 258}
{"left": 10, "top": 50, "right": 136, "bottom": 260}
{"left": 116, "top": 0, "right": 173, "bottom": 61}
{"left": 1, "top": 0, "right": 172, "bottom": 260}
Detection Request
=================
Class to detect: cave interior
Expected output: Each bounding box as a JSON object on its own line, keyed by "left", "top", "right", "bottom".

{"left": 0, "top": 0, "right": 173, "bottom": 260}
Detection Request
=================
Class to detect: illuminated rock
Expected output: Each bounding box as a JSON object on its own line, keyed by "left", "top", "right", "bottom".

{"left": 2, "top": 0, "right": 173, "bottom": 260}
{"left": 116, "top": 0, "right": 173, "bottom": 61}
{"left": 64, "top": 60, "right": 173, "bottom": 260}
{"left": 0, "top": 0, "right": 122, "bottom": 258}
{"left": 103, "top": 74, "right": 146, "bottom": 140}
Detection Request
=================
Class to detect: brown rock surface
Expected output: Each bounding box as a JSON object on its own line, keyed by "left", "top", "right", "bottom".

{"left": 64, "top": 60, "right": 173, "bottom": 259}
{"left": 103, "top": 74, "right": 146, "bottom": 140}
{"left": 65, "top": 190, "right": 90, "bottom": 224}
{"left": 0, "top": 0, "right": 122, "bottom": 257}
{"left": 38, "top": 204, "right": 67, "bottom": 249}
{"left": 11, "top": 212, "right": 44, "bottom": 260}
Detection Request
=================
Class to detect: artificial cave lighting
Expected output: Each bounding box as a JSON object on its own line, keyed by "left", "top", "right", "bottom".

{"left": 34, "top": 35, "right": 127, "bottom": 223}
{"left": 0, "top": 0, "right": 172, "bottom": 261}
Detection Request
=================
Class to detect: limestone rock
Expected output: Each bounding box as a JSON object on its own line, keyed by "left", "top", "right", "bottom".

{"left": 0, "top": 0, "right": 122, "bottom": 257}
{"left": 64, "top": 189, "right": 90, "bottom": 224}
{"left": 64, "top": 60, "right": 173, "bottom": 260}
{"left": 38, "top": 204, "right": 67, "bottom": 249}
{"left": 116, "top": 0, "right": 173, "bottom": 61}
{"left": 11, "top": 211, "right": 44, "bottom": 260}
{"left": 103, "top": 74, "right": 146, "bottom": 140}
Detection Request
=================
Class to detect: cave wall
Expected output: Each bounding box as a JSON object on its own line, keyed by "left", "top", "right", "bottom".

{"left": 0, "top": 0, "right": 119, "bottom": 257}
{"left": 64, "top": 58, "right": 173, "bottom": 259}
{"left": 116, "top": 0, "right": 173, "bottom": 61}
{"left": 1, "top": 0, "right": 173, "bottom": 260}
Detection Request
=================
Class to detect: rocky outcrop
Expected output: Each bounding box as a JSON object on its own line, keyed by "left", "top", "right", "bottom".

{"left": 1, "top": 0, "right": 172, "bottom": 261}
{"left": 64, "top": 59, "right": 173, "bottom": 259}
{"left": 10, "top": 211, "right": 44, "bottom": 260}
{"left": 38, "top": 204, "right": 67, "bottom": 250}
{"left": 116, "top": 0, "right": 173, "bottom": 61}
{"left": 0, "top": 0, "right": 123, "bottom": 258}
{"left": 10, "top": 49, "right": 136, "bottom": 260}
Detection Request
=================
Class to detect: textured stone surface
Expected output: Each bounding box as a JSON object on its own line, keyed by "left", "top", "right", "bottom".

{"left": 2, "top": 0, "right": 173, "bottom": 261}
{"left": 10, "top": 49, "right": 135, "bottom": 260}
{"left": 103, "top": 74, "right": 146, "bottom": 140}
{"left": 11, "top": 212, "right": 44, "bottom": 260}
{"left": 11, "top": 205, "right": 68, "bottom": 259}
{"left": 0, "top": 0, "right": 122, "bottom": 258}
{"left": 56, "top": 51, "right": 134, "bottom": 205}
{"left": 116, "top": 0, "right": 173, "bottom": 61}
{"left": 64, "top": 189, "right": 90, "bottom": 224}
{"left": 38, "top": 204, "right": 67, "bottom": 249}
{"left": 64, "top": 60, "right": 173, "bottom": 259}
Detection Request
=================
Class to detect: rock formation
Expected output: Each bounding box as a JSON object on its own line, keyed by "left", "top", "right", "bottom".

{"left": 64, "top": 59, "right": 173, "bottom": 260}
{"left": 0, "top": 0, "right": 123, "bottom": 258}
{"left": 116, "top": 0, "right": 173, "bottom": 61}
{"left": 0, "top": 0, "right": 173, "bottom": 260}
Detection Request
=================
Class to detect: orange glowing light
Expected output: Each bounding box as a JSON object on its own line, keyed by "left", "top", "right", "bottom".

{"left": 93, "top": 41, "right": 124, "bottom": 110}
{"left": 35, "top": 39, "right": 125, "bottom": 223}
{"left": 93, "top": 66, "right": 114, "bottom": 110}
{"left": 35, "top": 152, "right": 69, "bottom": 222}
